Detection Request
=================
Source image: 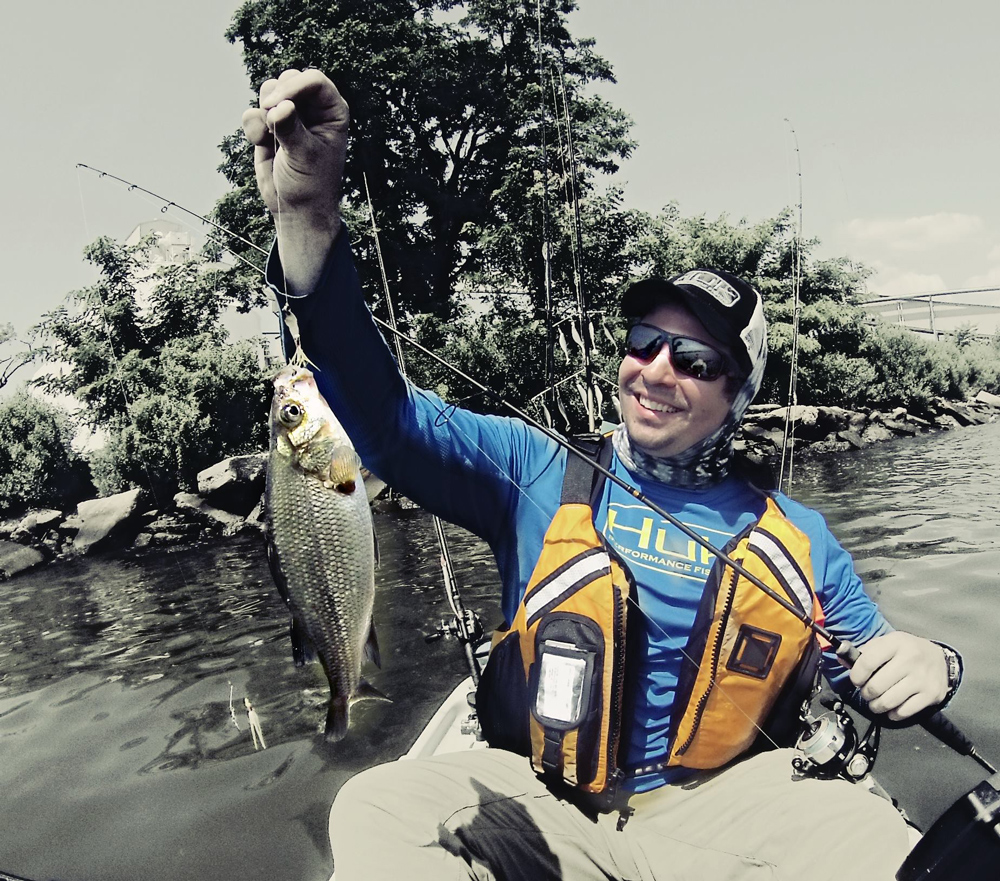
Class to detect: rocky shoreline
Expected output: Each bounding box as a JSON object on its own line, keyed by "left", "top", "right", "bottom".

{"left": 2, "top": 392, "right": 998, "bottom": 581}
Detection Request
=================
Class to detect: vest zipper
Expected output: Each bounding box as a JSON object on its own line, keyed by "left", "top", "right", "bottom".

{"left": 601, "top": 580, "right": 627, "bottom": 804}
{"left": 673, "top": 562, "right": 741, "bottom": 757}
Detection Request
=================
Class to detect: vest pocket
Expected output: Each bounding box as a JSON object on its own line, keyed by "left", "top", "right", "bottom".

{"left": 529, "top": 614, "right": 605, "bottom": 786}
{"left": 476, "top": 630, "right": 531, "bottom": 755}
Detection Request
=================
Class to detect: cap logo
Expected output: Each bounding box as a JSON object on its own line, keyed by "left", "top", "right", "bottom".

{"left": 674, "top": 270, "right": 740, "bottom": 307}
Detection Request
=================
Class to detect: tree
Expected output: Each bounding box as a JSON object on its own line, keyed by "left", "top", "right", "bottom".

{"left": 218, "top": 0, "right": 633, "bottom": 325}
{"left": 0, "top": 323, "right": 34, "bottom": 392}
{"left": 33, "top": 235, "right": 271, "bottom": 499}
{"left": 0, "top": 393, "right": 94, "bottom": 517}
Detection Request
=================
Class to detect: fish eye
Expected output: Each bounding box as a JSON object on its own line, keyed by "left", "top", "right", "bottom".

{"left": 279, "top": 403, "right": 303, "bottom": 428}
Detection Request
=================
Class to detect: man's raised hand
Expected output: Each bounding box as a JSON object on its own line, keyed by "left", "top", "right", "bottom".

{"left": 242, "top": 69, "right": 349, "bottom": 234}
{"left": 242, "top": 69, "right": 350, "bottom": 293}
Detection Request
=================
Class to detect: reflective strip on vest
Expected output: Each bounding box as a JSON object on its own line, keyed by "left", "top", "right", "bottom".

{"left": 747, "top": 528, "right": 812, "bottom": 613}
{"left": 523, "top": 548, "right": 612, "bottom": 627}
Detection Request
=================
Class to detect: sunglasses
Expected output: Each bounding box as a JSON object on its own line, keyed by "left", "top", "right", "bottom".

{"left": 624, "top": 323, "right": 732, "bottom": 381}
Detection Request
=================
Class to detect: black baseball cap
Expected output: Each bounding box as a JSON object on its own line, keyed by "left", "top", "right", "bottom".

{"left": 621, "top": 269, "right": 767, "bottom": 377}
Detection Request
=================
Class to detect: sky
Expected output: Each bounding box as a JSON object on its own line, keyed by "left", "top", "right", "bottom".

{"left": 5, "top": 0, "right": 1000, "bottom": 356}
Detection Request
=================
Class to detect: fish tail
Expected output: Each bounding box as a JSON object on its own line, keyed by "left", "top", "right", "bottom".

{"left": 324, "top": 695, "right": 350, "bottom": 742}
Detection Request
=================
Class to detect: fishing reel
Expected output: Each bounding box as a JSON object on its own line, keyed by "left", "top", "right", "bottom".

{"left": 426, "top": 609, "right": 486, "bottom": 646}
{"left": 792, "top": 694, "right": 880, "bottom": 782}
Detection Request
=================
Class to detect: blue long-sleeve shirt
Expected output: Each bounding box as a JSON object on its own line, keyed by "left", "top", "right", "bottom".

{"left": 267, "top": 228, "right": 891, "bottom": 787}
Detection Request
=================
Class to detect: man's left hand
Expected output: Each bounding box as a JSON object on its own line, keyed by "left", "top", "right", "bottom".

{"left": 847, "top": 631, "right": 950, "bottom": 722}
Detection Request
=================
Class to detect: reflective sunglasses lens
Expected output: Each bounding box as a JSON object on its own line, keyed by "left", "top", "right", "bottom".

{"left": 671, "top": 338, "right": 726, "bottom": 380}
{"left": 625, "top": 324, "right": 666, "bottom": 362}
{"left": 626, "top": 324, "right": 727, "bottom": 380}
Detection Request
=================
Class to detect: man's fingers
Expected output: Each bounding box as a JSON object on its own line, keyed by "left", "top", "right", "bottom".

{"left": 242, "top": 107, "right": 271, "bottom": 147}
{"left": 886, "top": 691, "right": 933, "bottom": 722}
{"left": 857, "top": 657, "right": 905, "bottom": 704}
{"left": 260, "top": 69, "right": 349, "bottom": 129}
{"left": 266, "top": 99, "right": 314, "bottom": 154}
{"left": 259, "top": 77, "right": 280, "bottom": 103}
{"left": 848, "top": 640, "right": 892, "bottom": 689}
{"left": 866, "top": 674, "right": 918, "bottom": 716}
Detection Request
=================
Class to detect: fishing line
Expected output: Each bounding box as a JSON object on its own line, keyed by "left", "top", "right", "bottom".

{"left": 778, "top": 120, "right": 804, "bottom": 493}
{"left": 75, "top": 170, "right": 269, "bottom": 752}
{"left": 536, "top": 0, "right": 556, "bottom": 414}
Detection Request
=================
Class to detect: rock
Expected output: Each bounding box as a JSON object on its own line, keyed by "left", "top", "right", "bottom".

{"left": 0, "top": 540, "right": 46, "bottom": 579}
{"left": 245, "top": 497, "right": 267, "bottom": 532}
{"left": 66, "top": 489, "right": 152, "bottom": 555}
{"left": 838, "top": 429, "right": 867, "bottom": 450}
{"left": 174, "top": 492, "right": 248, "bottom": 536}
{"left": 361, "top": 468, "right": 388, "bottom": 504}
{"left": 906, "top": 414, "right": 932, "bottom": 430}
{"left": 882, "top": 419, "right": 918, "bottom": 436}
{"left": 861, "top": 423, "right": 896, "bottom": 445}
{"left": 934, "top": 414, "right": 961, "bottom": 429}
{"left": 937, "top": 400, "right": 988, "bottom": 427}
{"left": 197, "top": 453, "right": 268, "bottom": 517}
{"left": 15, "top": 509, "right": 63, "bottom": 537}
{"left": 740, "top": 424, "right": 784, "bottom": 450}
{"left": 802, "top": 438, "right": 853, "bottom": 456}
{"left": 975, "top": 389, "right": 1000, "bottom": 408}
{"left": 816, "top": 407, "right": 854, "bottom": 433}
{"left": 757, "top": 406, "right": 828, "bottom": 440}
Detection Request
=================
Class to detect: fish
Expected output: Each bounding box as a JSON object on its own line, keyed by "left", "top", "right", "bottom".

{"left": 265, "top": 363, "right": 387, "bottom": 742}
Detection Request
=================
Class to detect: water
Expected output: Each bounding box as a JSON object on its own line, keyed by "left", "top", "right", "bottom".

{"left": 3, "top": 425, "right": 1000, "bottom": 879}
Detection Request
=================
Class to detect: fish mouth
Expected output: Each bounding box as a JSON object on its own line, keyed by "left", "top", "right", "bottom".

{"left": 273, "top": 364, "right": 316, "bottom": 394}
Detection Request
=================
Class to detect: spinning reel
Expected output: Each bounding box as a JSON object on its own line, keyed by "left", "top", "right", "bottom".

{"left": 792, "top": 694, "right": 881, "bottom": 782}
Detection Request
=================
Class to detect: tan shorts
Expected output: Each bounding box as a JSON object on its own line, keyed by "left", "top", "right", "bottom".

{"left": 329, "top": 747, "right": 910, "bottom": 880}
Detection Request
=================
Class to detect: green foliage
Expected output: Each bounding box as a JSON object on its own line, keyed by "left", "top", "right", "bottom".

{"left": 33, "top": 236, "right": 271, "bottom": 499}
{"left": 220, "top": 0, "right": 633, "bottom": 323}
{"left": 0, "top": 393, "right": 94, "bottom": 517}
{"left": 87, "top": 336, "right": 269, "bottom": 498}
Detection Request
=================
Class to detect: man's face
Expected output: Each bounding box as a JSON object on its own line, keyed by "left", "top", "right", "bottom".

{"left": 618, "top": 301, "right": 736, "bottom": 459}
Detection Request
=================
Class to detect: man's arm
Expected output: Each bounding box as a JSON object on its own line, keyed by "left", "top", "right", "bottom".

{"left": 790, "top": 500, "right": 957, "bottom": 722}
{"left": 242, "top": 69, "right": 348, "bottom": 295}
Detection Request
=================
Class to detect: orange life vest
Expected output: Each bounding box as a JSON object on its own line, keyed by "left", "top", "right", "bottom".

{"left": 476, "top": 438, "right": 822, "bottom": 800}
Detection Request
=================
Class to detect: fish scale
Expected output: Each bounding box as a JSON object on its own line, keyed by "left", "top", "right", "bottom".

{"left": 265, "top": 365, "right": 384, "bottom": 741}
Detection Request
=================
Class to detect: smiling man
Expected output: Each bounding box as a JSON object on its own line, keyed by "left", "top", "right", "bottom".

{"left": 244, "top": 68, "right": 961, "bottom": 880}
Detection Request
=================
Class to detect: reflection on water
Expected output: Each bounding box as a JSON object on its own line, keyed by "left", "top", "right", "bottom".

{"left": 3, "top": 424, "right": 1000, "bottom": 879}
{"left": 0, "top": 512, "right": 501, "bottom": 881}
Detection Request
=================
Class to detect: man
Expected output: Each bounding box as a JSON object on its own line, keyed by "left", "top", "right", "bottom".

{"left": 243, "top": 69, "right": 959, "bottom": 880}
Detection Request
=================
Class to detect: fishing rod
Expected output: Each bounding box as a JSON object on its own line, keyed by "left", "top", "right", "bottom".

{"left": 76, "top": 163, "right": 266, "bottom": 256}
{"left": 363, "top": 312, "right": 997, "bottom": 775}
{"left": 778, "top": 121, "right": 804, "bottom": 493}
{"left": 363, "top": 174, "right": 482, "bottom": 685}
{"left": 85, "top": 166, "right": 996, "bottom": 775}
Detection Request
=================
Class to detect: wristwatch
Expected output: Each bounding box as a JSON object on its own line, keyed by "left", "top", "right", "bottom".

{"left": 935, "top": 642, "right": 963, "bottom": 705}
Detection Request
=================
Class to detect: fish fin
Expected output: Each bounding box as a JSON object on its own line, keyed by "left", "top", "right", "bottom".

{"left": 364, "top": 618, "right": 382, "bottom": 669}
{"left": 353, "top": 678, "right": 392, "bottom": 704}
{"left": 328, "top": 445, "right": 362, "bottom": 489}
{"left": 324, "top": 694, "right": 350, "bottom": 742}
{"left": 266, "top": 538, "right": 292, "bottom": 605}
{"left": 372, "top": 526, "right": 380, "bottom": 569}
{"left": 290, "top": 616, "right": 317, "bottom": 667}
